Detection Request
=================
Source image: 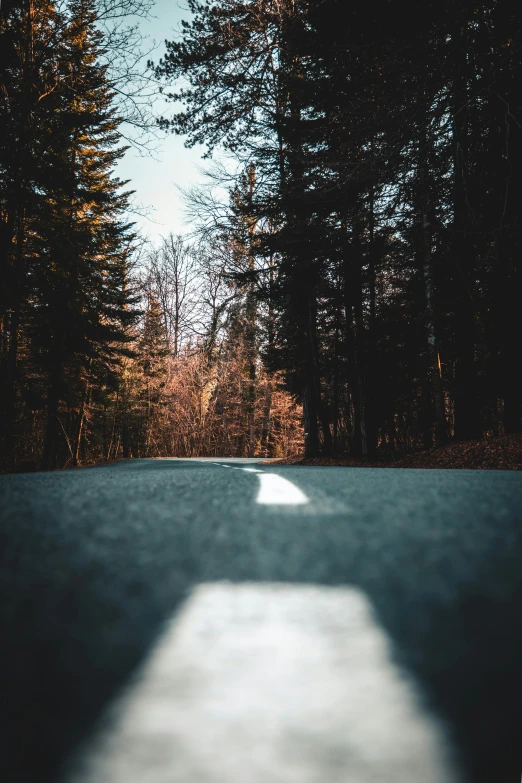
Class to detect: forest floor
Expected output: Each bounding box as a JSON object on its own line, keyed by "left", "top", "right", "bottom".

{"left": 272, "top": 432, "right": 522, "bottom": 471}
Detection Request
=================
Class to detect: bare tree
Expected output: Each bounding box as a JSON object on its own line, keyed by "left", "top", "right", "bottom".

{"left": 145, "top": 235, "right": 201, "bottom": 355}
{"left": 95, "top": 0, "right": 161, "bottom": 145}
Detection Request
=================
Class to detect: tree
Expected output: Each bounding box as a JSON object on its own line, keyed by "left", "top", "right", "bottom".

{"left": 0, "top": 0, "right": 139, "bottom": 470}
{"left": 156, "top": 0, "right": 522, "bottom": 462}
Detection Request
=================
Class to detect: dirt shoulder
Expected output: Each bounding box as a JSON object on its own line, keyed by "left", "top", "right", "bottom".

{"left": 271, "top": 433, "right": 522, "bottom": 471}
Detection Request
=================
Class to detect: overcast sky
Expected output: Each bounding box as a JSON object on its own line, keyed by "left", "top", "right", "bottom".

{"left": 116, "top": 1, "right": 207, "bottom": 243}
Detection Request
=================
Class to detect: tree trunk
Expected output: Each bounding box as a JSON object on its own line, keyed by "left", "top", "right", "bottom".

{"left": 318, "top": 395, "right": 333, "bottom": 456}
{"left": 72, "top": 405, "right": 85, "bottom": 467}
{"left": 260, "top": 382, "right": 273, "bottom": 457}
{"left": 365, "top": 186, "right": 378, "bottom": 458}
{"left": 2, "top": 306, "right": 20, "bottom": 468}
{"left": 295, "top": 289, "right": 321, "bottom": 460}
{"left": 418, "top": 132, "right": 447, "bottom": 447}
{"left": 302, "top": 377, "right": 320, "bottom": 458}
{"left": 452, "top": 28, "right": 481, "bottom": 441}
{"left": 499, "top": 265, "right": 522, "bottom": 434}
{"left": 247, "top": 356, "right": 256, "bottom": 457}
{"left": 345, "top": 223, "right": 367, "bottom": 459}
{"left": 42, "top": 374, "right": 60, "bottom": 471}
{"left": 280, "top": 18, "right": 321, "bottom": 458}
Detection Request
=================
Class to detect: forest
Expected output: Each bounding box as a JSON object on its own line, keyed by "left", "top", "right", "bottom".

{"left": 1, "top": 0, "right": 521, "bottom": 471}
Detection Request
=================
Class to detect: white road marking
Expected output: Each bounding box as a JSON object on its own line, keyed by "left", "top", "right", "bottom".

{"left": 211, "top": 462, "right": 308, "bottom": 505}
{"left": 68, "top": 583, "right": 461, "bottom": 783}
{"left": 256, "top": 473, "right": 309, "bottom": 505}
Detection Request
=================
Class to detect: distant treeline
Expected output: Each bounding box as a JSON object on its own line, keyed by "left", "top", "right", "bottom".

{"left": 156, "top": 0, "right": 522, "bottom": 458}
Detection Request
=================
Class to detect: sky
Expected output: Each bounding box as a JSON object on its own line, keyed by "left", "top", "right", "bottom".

{"left": 116, "top": 1, "right": 207, "bottom": 243}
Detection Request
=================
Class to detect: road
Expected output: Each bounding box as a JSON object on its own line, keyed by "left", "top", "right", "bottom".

{"left": 1, "top": 458, "right": 522, "bottom": 783}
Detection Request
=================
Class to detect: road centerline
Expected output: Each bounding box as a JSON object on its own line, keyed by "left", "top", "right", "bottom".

{"left": 256, "top": 473, "right": 309, "bottom": 505}
{"left": 210, "top": 461, "right": 310, "bottom": 505}
{"left": 67, "top": 583, "right": 461, "bottom": 783}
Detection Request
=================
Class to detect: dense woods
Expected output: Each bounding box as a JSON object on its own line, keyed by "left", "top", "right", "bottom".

{"left": 1, "top": 0, "right": 521, "bottom": 469}
{"left": 0, "top": 0, "right": 302, "bottom": 470}
{"left": 155, "top": 0, "right": 522, "bottom": 458}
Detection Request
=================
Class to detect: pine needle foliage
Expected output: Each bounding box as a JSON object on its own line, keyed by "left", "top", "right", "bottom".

{"left": 0, "top": 0, "right": 139, "bottom": 470}
{"left": 155, "top": 0, "right": 522, "bottom": 458}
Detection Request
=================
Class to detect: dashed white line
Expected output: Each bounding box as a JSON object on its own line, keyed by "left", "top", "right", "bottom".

{"left": 211, "top": 463, "right": 309, "bottom": 505}
{"left": 256, "top": 473, "right": 309, "bottom": 505}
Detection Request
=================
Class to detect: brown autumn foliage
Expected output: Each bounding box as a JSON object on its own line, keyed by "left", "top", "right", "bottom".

{"left": 274, "top": 433, "right": 522, "bottom": 471}
{"left": 122, "top": 235, "right": 304, "bottom": 461}
{"left": 130, "top": 350, "right": 303, "bottom": 460}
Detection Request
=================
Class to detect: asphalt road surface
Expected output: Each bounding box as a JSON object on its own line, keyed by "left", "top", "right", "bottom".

{"left": 1, "top": 458, "right": 522, "bottom": 783}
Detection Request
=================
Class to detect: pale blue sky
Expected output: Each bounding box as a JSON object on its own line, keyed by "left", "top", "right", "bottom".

{"left": 116, "top": 1, "right": 207, "bottom": 242}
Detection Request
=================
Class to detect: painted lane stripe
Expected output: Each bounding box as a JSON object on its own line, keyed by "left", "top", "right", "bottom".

{"left": 256, "top": 473, "right": 309, "bottom": 505}
{"left": 211, "top": 463, "right": 309, "bottom": 505}
{"left": 68, "top": 583, "right": 461, "bottom": 783}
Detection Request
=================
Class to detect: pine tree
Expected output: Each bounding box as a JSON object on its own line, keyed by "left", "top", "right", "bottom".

{"left": 0, "top": 0, "right": 139, "bottom": 470}
{"left": 0, "top": 0, "right": 68, "bottom": 466}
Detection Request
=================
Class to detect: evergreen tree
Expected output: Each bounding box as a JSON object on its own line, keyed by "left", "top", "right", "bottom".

{"left": 0, "top": 0, "right": 139, "bottom": 469}
{"left": 157, "top": 0, "right": 522, "bottom": 458}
